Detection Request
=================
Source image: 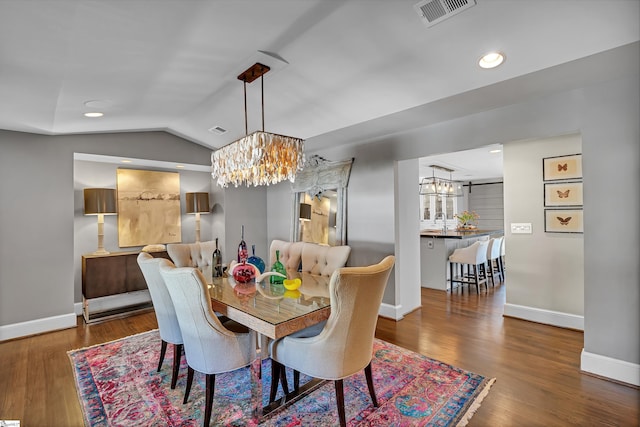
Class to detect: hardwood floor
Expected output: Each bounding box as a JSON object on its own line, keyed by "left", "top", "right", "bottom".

{"left": 1, "top": 283, "right": 638, "bottom": 426}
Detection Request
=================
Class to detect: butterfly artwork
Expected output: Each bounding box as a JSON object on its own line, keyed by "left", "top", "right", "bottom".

{"left": 545, "top": 181, "right": 582, "bottom": 207}
{"left": 543, "top": 154, "right": 582, "bottom": 181}
{"left": 546, "top": 209, "right": 583, "bottom": 233}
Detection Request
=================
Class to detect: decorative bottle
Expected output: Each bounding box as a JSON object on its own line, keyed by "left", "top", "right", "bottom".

{"left": 247, "top": 244, "right": 266, "bottom": 273}
{"left": 237, "top": 225, "right": 247, "bottom": 263}
{"left": 212, "top": 237, "right": 222, "bottom": 278}
{"left": 270, "top": 249, "right": 286, "bottom": 284}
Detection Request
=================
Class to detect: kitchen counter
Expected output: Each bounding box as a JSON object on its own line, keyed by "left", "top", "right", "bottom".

{"left": 420, "top": 229, "right": 501, "bottom": 239}
{"left": 420, "top": 229, "right": 503, "bottom": 290}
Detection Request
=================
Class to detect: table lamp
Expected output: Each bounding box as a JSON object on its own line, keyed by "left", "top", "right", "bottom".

{"left": 186, "top": 192, "right": 210, "bottom": 242}
{"left": 84, "top": 188, "right": 117, "bottom": 255}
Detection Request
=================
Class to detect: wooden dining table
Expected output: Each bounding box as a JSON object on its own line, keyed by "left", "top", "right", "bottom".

{"left": 202, "top": 267, "right": 332, "bottom": 420}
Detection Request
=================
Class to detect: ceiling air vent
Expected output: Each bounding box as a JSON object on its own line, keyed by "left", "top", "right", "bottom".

{"left": 414, "top": 0, "right": 476, "bottom": 28}
{"left": 208, "top": 125, "right": 227, "bottom": 135}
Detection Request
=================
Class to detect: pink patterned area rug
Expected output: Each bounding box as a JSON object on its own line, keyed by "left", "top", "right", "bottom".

{"left": 68, "top": 330, "right": 494, "bottom": 426}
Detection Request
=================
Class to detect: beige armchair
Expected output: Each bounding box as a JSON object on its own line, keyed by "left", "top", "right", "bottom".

{"left": 269, "top": 255, "right": 395, "bottom": 427}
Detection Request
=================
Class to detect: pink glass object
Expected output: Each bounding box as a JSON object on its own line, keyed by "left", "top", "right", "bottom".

{"left": 232, "top": 261, "right": 256, "bottom": 283}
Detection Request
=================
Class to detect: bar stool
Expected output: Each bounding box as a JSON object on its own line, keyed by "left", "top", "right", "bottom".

{"left": 486, "top": 237, "right": 504, "bottom": 286}
{"left": 448, "top": 240, "right": 490, "bottom": 294}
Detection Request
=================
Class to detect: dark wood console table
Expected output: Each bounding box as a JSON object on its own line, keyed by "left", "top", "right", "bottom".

{"left": 82, "top": 250, "right": 170, "bottom": 323}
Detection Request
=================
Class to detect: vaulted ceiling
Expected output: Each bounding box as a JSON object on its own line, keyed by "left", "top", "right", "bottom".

{"left": 1, "top": 0, "right": 638, "bottom": 163}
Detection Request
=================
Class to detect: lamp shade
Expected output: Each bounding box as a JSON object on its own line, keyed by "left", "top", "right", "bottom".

{"left": 299, "top": 203, "right": 311, "bottom": 221}
{"left": 84, "top": 188, "right": 117, "bottom": 215}
{"left": 186, "top": 192, "right": 210, "bottom": 214}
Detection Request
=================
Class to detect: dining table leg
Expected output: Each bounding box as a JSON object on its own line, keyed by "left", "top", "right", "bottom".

{"left": 249, "top": 331, "right": 263, "bottom": 425}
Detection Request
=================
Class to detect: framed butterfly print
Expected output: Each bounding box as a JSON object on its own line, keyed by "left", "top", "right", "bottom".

{"left": 544, "top": 181, "right": 583, "bottom": 207}
{"left": 544, "top": 209, "right": 583, "bottom": 233}
{"left": 543, "top": 154, "right": 582, "bottom": 181}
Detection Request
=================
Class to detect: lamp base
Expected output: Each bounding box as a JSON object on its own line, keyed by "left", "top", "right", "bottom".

{"left": 93, "top": 249, "right": 110, "bottom": 255}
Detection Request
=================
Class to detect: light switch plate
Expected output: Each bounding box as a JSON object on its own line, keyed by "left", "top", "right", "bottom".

{"left": 511, "top": 223, "right": 532, "bottom": 234}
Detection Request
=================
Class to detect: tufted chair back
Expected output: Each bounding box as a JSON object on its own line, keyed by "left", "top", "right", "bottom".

{"left": 269, "top": 239, "right": 304, "bottom": 271}
{"left": 301, "top": 243, "right": 351, "bottom": 277}
{"left": 167, "top": 241, "right": 216, "bottom": 269}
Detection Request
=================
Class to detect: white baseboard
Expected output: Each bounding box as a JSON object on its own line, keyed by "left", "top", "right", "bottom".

{"left": 581, "top": 349, "right": 640, "bottom": 387}
{"left": 503, "top": 303, "right": 584, "bottom": 330}
{"left": 0, "top": 312, "right": 76, "bottom": 341}
{"left": 379, "top": 302, "right": 404, "bottom": 321}
{"left": 74, "top": 302, "right": 83, "bottom": 316}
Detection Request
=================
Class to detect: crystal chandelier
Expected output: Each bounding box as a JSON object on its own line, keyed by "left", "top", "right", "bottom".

{"left": 211, "top": 63, "right": 304, "bottom": 187}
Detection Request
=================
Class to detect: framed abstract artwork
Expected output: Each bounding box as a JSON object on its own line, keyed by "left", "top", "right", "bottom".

{"left": 544, "top": 209, "right": 583, "bottom": 233}
{"left": 544, "top": 181, "right": 583, "bottom": 207}
{"left": 116, "top": 169, "right": 182, "bottom": 247}
{"left": 543, "top": 154, "right": 582, "bottom": 181}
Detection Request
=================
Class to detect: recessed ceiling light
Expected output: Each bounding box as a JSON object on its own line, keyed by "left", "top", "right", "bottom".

{"left": 121, "top": 159, "right": 132, "bottom": 163}
{"left": 479, "top": 52, "right": 505, "bottom": 69}
{"left": 489, "top": 149, "right": 502, "bottom": 154}
{"left": 84, "top": 112, "right": 104, "bottom": 118}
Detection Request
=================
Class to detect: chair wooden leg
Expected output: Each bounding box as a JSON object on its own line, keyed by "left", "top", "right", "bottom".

{"left": 171, "top": 344, "right": 182, "bottom": 389}
{"left": 204, "top": 373, "right": 215, "bottom": 427}
{"left": 488, "top": 261, "right": 495, "bottom": 287}
{"left": 364, "top": 362, "right": 378, "bottom": 407}
{"left": 183, "top": 366, "right": 194, "bottom": 404}
{"left": 473, "top": 265, "right": 480, "bottom": 293}
{"left": 293, "top": 370, "right": 300, "bottom": 392}
{"left": 269, "top": 360, "right": 280, "bottom": 402}
{"left": 269, "top": 360, "right": 290, "bottom": 402}
{"left": 279, "top": 365, "right": 290, "bottom": 395}
{"left": 334, "top": 379, "right": 346, "bottom": 427}
{"left": 158, "top": 340, "right": 168, "bottom": 372}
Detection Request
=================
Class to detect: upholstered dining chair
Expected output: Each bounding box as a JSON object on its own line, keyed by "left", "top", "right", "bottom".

{"left": 300, "top": 243, "right": 351, "bottom": 277}
{"left": 159, "top": 263, "right": 255, "bottom": 427}
{"left": 166, "top": 241, "right": 215, "bottom": 268}
{"left": 269, "top": 239, "right": 304, "bottom": 271}
{"left": 269, "top": 255, "right": 395, "bottom": 427}
{"left": 137, "top": 252, "right": 183, "bottom": 389}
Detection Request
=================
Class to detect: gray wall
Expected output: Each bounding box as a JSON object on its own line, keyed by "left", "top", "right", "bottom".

{"left": 503, "top": 134, "right": 584, "bottom": 317}
{"left": 0, "top": 131, "right": 212, "bottom": 328}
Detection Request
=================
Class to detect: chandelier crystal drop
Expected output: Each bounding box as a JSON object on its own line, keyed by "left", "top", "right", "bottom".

{"left": 211, "top": 62, "right": 305, "bottom": 188}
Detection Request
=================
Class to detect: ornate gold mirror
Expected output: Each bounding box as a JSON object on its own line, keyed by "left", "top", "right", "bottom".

{"left": 290, "top": 156, "right": 353, "bottom": 246}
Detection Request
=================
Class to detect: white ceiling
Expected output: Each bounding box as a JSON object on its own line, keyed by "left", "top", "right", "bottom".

{"left": 1, "top": 0, "right": 638, "bottom": 180}
{"left": 419, "top": 144, "right": 503, "bottom": 181}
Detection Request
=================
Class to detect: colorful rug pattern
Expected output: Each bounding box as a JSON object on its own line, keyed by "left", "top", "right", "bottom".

{"left": 69, "top": 330, "right": 494, "bottom": 426}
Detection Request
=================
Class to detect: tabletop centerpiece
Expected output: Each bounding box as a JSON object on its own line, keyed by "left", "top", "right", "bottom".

{"left": 455, "top": 210, "right": 479, "bottom": 231}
